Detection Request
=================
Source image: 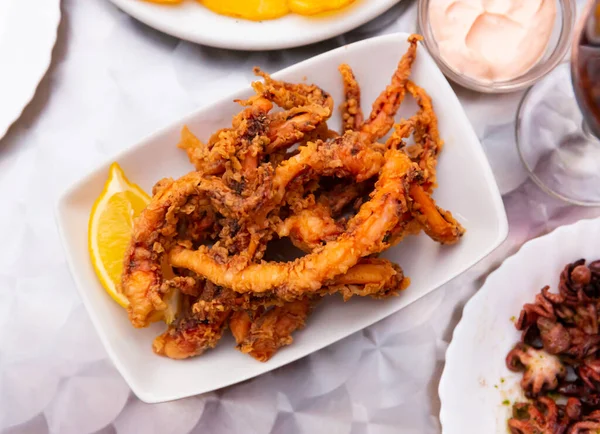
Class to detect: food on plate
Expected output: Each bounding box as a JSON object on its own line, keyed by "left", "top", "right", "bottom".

{"left": 229, "top": 298, "right": 313, "bottom": 362}
{"left": 142, "top": 0, "right": 355, "bottom": 21}
{"left": 506, "top": 258, "right": 600, "bottom": 432}
{"left": 89, "top": 34, "right": 465, "bottom": 362}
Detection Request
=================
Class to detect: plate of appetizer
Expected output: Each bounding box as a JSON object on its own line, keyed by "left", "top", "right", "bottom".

{"left": 0, "top": 0, "right": 61, "bottom": 140}
{"left": 108, "top": 0, "right": 402, "bottom": 50}
{"left": 57, "top": 33, "right": 507, "bottom": 403}
{"left": 440, "top": 217, "right": 600, "bottom": 433}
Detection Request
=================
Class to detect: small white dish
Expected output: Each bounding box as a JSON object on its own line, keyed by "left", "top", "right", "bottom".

{"left": 0, "top": 0, "right": 61, "bottom": 140}
{"left": 56, "top": 33, "right": 508, "bottom": 403}
{"left": 108, "top": 0, "right": 402, "bottom": 50}
{"left": 439, "top": 217, "right": 600, "bottom": 433}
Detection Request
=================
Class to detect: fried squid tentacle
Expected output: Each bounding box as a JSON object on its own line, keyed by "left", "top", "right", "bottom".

{"left": 155, "top": 258, "right": 407, "bottom": 360}
{"left": 267, "top": 105, "right": 332, "bottom": 153}
{"left": 339, "top": 64, "right": 364, "bottom": 132}
{"left": 275, "top": 202, "right": 344, "bottom": 252}
{"left": 178, "top": 97, "right": 273, "bottom": 175}
{"left": 252, "top": 67, "right": 334, "bottom": 111}
{"left": 323, "top": 258, "right": 410, "bottom": 300}
{"left": 405, "top": 80, "right": 444, "bottom": 191}
{"left": 228, "top": 258, "right": 409, "bottom": 362}
{"left": 408, "top": 184, "right": 465, "bottom": 245}
{"left": 382, "top": 84, "right": 463, "bottom": 245}
{"left": 359, "top": 34, "right": 422, "bottom": 142}
{"left": 152, "top": 291, "right": 232, "bottom": 360}
{"left": 252, "top": 67, "right": 334, "bottom": 153}
{"left": 122, "top": 174, "right": 205, "bottom": 328}
{"left": 122, "top": 169, "right": 274, "bottom": 328}
{"left": 153, "top": 308, "right": 231, "bottom": 360}
{"left": 168, "top": 149, "right": 418, "bottom": 298}
{"left": 230, "top": 298, "right": 313, "bottom": 362}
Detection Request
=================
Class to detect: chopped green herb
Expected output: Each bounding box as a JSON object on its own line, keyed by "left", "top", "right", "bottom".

{"left": 500, "top": 378, "right": 505, "bottom": 383}
{"left": 502, "top": 400, "right": 510, "bottom": 406}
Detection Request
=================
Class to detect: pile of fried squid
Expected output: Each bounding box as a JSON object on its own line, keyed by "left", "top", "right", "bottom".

{"left": 507, "top": 259, "right": 600, "bottom": 433}
{"left": 120, "top": 34, "right": 464, "bottom": 362}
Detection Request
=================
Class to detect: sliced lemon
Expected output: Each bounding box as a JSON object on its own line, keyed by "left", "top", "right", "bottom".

{"left": 88, "top": 163, "right": 151, "bottom": 309}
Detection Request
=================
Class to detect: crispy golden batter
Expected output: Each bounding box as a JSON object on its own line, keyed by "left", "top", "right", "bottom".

{"left": 152, "top": 285, "right": 233, "bottom": 359}
{"left": 339, "top": 64, "right": 364, "bottom": 132}
{"left": 252, "top": 67, "right": 334, "bottom": 153}
{"left": 323, "top": 258, "right": 409, "bottom": 300}
{"left": 409, "top": 184, "right": 465, "bottom": 245}
{"left": 359, "top": 34, "right": 422, "bottom": 143}
{"left": 122, "top": 173, "right": 205, "bottom": 328}
{"left": 178, "top": 97, "right": 273, "bottom": 175}
{"left": 168, "top": 149, "right": 418, "bottom": 298}
{"left": 230, "top": 299, "right": 313, "bottom": 362}
{"left": 154, "top": 258, "right": 407, "bottom": 359}
{"left": 405, "top": 80, "right": 443, "bottom": 191}
{"left": 276, "top": 201, "right": 343, "bottom": 252}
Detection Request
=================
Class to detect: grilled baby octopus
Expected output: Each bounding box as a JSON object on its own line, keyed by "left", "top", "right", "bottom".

{"left": 506, "top": 343, "right": 566, "bottom": 398}
{"left": 507, "top": 259, "right": 600, "bottom": 431}
{"left": 508, "top": 397, "right": 581, "bottom": 434}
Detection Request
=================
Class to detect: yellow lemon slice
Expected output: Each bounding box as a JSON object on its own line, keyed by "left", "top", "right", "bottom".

{"left": 88, "top": 163, "right": 151, "bottom": 309}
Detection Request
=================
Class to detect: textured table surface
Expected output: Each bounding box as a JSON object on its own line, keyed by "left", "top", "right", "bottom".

{"left": 0, "top": 0, "right": 595, "bottom": 433}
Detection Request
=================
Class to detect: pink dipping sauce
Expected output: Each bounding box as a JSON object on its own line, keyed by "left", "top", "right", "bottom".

{"left": 429, "top": 0, "right": 557, "bottom": 82}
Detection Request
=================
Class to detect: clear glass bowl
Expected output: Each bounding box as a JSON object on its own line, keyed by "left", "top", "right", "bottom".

{"left": 418, "top": 0, "right": 577, "bottom": 93}
{"left": 516, "top": 63, "right": 600, "bottom": 207}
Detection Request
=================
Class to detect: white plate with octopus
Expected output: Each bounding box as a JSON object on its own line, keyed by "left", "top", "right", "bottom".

{"left": 439, "top": 217, "right": 600, "bottom": 433}
{"left": 57, "top": 33, "right": 507, "bottom": 403}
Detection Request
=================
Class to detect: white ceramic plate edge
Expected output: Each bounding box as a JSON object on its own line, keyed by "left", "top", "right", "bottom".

{"left": 0, "top": 1, "right": 61, "bottom": 140}
{"left": 108, "top": 0, "right": 402, "bottom": 50}
{"left": 438, "top": 217, "right": 600, "bottom": 432}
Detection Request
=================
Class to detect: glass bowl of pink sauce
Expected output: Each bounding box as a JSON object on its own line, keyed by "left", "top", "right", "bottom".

{"left": 418, "top": 0, "right": 576, "bottom": 93}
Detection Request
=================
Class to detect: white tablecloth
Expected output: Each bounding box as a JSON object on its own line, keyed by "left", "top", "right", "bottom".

{"left": 0, "top": 0, "right": 595, "bottom": 433}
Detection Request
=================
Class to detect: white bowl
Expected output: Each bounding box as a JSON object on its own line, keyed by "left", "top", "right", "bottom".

{"left": 439, "top": 217, "right": 600, "bottom": 433}
{"left": 56, "top": 33, "right": 508, "bottom": 403}
{"left": 108, "top": 0, "right": 402, "bottom": 50}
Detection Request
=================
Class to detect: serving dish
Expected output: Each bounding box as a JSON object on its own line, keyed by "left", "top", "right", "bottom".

{"left": 108, "top": 0, "right": 402, "bottom": 50}
{"left": 439, "top": 217, "right": 600, "bottom": 433}
{"left": 0, "top": 0, "right": 61, "bottom": 140}
{"left": 57, "top": 33, "right": 507, "bottom": 403}
{"left": 418, "top": 0, "right": 575, "bottom": 93}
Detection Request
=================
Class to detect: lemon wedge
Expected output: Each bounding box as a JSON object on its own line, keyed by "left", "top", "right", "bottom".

{"left": 88, "top": 163, "right": 150, "bottom": 309}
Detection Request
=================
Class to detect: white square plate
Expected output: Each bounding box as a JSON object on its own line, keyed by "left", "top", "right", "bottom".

{"left": 56, "top": 33, "right": 508, "bottom": 403}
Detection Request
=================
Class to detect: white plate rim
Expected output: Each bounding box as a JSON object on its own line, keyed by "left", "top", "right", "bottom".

{"left": 0, "top": 0, "right": 61, "bottom": 140}
{"left": 55, "top": 32, "right": 509, "bottom": 403}
{"left": 107, "top": 0, "right": 402, "bottom": 51}
{"left": 439, "top": 217, "right": 600, "bottom": 432}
